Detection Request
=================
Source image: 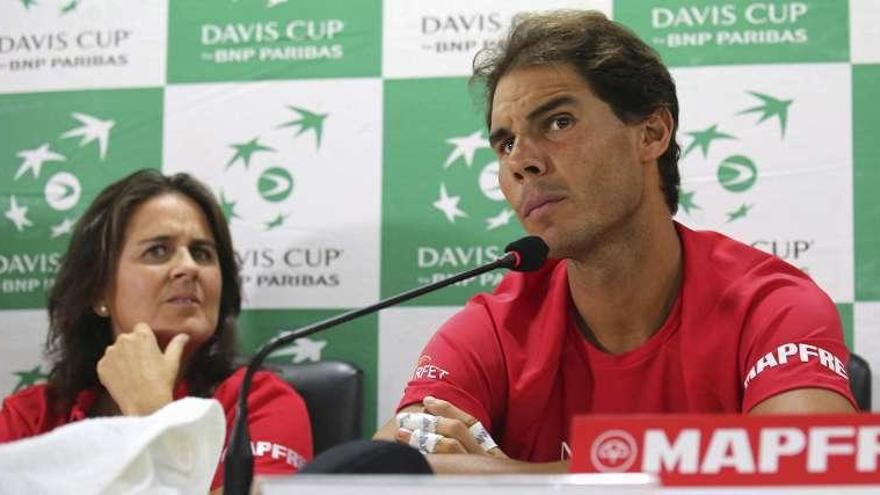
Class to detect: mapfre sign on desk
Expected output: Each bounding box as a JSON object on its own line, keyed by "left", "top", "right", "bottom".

{"left": 570, "top": 415, "right": 880, "bottom": 485}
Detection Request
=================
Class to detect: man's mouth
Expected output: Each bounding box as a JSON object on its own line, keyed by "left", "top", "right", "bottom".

{"left": 521, "top": 195, "right": 564, "bottom": 219}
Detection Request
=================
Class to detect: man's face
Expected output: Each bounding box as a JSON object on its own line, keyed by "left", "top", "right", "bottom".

{"left": 490, "top": 63, "right": 648, "bottom": 258}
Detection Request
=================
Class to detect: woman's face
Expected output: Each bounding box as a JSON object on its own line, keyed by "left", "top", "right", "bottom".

{"left": 102, "top": 193, "right": 222, "bottom": 349}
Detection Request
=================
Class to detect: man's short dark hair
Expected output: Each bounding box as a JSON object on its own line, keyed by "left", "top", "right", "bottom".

{"left": 472, "top": 10, "right": 681, "bottom": 214}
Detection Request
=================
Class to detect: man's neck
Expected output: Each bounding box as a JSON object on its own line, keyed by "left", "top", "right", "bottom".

{"left": 566, "top": 215, "right": 682, "bottom": 355}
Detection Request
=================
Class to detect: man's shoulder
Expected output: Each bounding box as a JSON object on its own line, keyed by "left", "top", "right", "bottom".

{"left": 680, "top": 223, "right": 773, "bottom": 269}
{"left": 680, "top": 224, "right": 818, "bottom": 289}
{"left": 679, "top": 224, "right": 834, "bottom": 316}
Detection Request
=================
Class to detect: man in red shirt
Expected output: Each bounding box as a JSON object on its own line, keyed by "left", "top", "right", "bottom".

{"left": 374, "top": 10, "right": 855, "bottom": 472}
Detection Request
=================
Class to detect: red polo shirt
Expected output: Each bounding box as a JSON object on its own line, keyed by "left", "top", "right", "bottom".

{"left": 399, "top": 224, "right": 856, "bottom": 462}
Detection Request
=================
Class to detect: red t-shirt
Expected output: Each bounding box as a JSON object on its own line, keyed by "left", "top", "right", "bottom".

{"left": 399, "top": 224, "right": 856, "bottom": 462}
{"left": 0, "top": 368, "right": 313, "bottom": 490}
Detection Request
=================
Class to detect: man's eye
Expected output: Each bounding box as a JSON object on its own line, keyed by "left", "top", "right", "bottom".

{"left": 549, "top": 115, "right": 572, "bottom": 131}
{"left": 499, "top": 138, "right": 514, "bottom": 155}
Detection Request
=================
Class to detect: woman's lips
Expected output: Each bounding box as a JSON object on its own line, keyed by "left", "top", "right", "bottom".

{"left": 167, "top": 296, "right": 199, "bottom": 305}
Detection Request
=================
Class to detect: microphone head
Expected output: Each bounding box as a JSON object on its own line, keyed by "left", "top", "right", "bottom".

{"left": 504, "top": 236, "right": 549, "bottom": 272}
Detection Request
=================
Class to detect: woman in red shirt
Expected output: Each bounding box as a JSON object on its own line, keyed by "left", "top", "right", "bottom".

{"left": 0, "top": 169, "right": 312, "bottom": 492}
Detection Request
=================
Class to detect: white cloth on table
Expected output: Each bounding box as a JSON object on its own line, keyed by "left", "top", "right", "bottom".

{"left": 0, "top": 397, "right": 225, "bottom": 494}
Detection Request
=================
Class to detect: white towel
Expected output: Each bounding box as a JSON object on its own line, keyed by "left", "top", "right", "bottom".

{"left": 0, "top": 397, "right": 225, "bottom": 494}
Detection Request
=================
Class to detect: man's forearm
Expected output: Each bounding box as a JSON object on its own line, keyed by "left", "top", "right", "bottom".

{"left": 426, "top": 454, "right": 568, "bottom": 474}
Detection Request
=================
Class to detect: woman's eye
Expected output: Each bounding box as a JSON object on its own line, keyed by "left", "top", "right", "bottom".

{"left": 145, "top": 245, "right": 168, "bottom": 258}
{"left": 191, "top": 247, "right": 214, "bottom": 262}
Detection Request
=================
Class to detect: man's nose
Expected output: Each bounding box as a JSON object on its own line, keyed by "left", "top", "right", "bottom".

{"left": 506, "top": 137, "right": 547, "bottom": 182}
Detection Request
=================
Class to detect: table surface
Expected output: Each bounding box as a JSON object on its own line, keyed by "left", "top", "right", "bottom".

{"left": 257, "top": 474, "right": 880, "bottom": 495}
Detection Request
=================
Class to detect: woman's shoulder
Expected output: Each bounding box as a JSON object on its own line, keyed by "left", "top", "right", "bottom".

{"left": 2, "top": 384, "right": 52, "bottom": 411}
{"left": 0, "top": 384, "right": 56, "bottom": 442}
{"left": 211, "top": 367, "right": 305, "bottom": 409}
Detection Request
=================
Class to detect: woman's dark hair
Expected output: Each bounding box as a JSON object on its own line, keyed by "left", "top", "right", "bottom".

{"left": 45, "top": 169, "right": 242, "bottom": 411}
{"left": 472, "top": 10, "right": 681, "bottom": 214}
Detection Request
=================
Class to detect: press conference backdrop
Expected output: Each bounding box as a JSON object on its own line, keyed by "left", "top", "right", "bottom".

{"left": 1, "top": 1, "right": 879, "bottom": 435}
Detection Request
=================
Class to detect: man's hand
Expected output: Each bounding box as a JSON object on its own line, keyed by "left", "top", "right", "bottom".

{"left": 394, "top": 396, "right": 508, "bottom": 458}
{"left": 96, "top": 322, "right": 189, "bottom": 416}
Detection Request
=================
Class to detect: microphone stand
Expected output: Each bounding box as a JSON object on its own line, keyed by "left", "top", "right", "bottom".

{"left": 224, "top": 251, "right": 519, "bottom": 494}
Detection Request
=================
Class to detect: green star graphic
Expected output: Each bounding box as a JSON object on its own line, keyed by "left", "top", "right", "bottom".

{"left": 278, "top": 106, "right": 328, "bottom": 149}
{"left": 678, "top": 190, "right": 701, "bottom": 215}
{"left": 20, "top": 0, "right": 37, "bottom": 9}
{"left": 738, "top": 91, "right": 793, "bottom": 137}
{"left": 726, "top": 203, "right": 754, "bottom": 223}
{"left": 683, "top": 124, "right": 736, "bottom": 158}
{"left": 226, "top": 137, "right": 275, "bottom": 170}
{"left": 219, "top": 191, "right": 239, "bottom": 220}
{"left": 12, "top": 365, "right": 48, "bottom": 392}
{"left": 60, "top": 0, "right": 78, "bottom": 13}
{"left": 264, "top": 212, "right": 289, "bottom": 231}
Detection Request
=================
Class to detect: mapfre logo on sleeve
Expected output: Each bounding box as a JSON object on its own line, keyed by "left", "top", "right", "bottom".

{"left": 251, "top": 441, "right": 307, "bottom": 469}
{"left": 412, "top": 355, "right": 449, "bottom": 381}
{"left": 743, "top": 342, "right": 848, "bottom": 389}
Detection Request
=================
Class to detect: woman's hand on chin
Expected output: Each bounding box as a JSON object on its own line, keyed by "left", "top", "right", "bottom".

{"left": 96, "top": 322, "right": 190, "bottom": 416}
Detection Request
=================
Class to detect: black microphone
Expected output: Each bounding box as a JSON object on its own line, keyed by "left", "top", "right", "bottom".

{"left": 224, "top": 236, "right": 548, "bottom": 494}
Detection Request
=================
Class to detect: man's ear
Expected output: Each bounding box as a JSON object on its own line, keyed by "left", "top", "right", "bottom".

{"left": 639, "top": 106, "right": 674, "bottom": 163}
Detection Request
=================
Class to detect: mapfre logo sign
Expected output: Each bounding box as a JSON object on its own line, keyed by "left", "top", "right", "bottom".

{"left": 571, "top": 414, "right": 880, "bottom": 486}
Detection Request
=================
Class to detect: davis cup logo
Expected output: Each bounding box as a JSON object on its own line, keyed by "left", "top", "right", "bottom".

{"left": 590, "top": 429, "right": 638, "bottom": 472}
{"left": 164, "top": 80, "right": 382, "bottom": 308}
{"left": 432, "top": 129, "right": 516, "bottom": 231}
{"left": 217, "top": 105, "right": 325, "bottom": 230}
{"left": 678, "top": 90, "right": 791, "bottom": 224}
{"left": 4, "top": 112, "right": 114, "bottom": 238}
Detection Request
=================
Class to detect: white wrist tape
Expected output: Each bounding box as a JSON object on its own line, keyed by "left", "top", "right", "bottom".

{"left": 468, "top": 421, "right": 498, "bottom": 451}
{"left": 408, "top": 428, "right": 441, "bottom": 454}
{"left": 396, "top": 412, "right": 439, "bottom": 433}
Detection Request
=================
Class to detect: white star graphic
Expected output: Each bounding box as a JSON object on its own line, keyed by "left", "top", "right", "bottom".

{"left": 5, "top": 196, "right": 33, "bottom": 232}
{"left": 61, "top": 112, "right": 115, "bottom": 160}
{"left": 486, "top": 208, "right": 515, "bottom": 230}
{"left": 270, "top": 335, "right": 327, "bottom": 363}
{"left": 433, "top": 183, "right": 468, "bottom": 223}
{"left": 51, "top": 217, "right": 76, "bottom": 238}
{"left": 14, "top": 143, "right": 66, "bottom": 180}
{"left": 443, "top": 130, "right": 489, "bottom": 169}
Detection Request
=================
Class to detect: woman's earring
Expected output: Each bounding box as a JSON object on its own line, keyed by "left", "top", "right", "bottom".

{"left": 96, "top": 304, "right": 109, "bottom": 317}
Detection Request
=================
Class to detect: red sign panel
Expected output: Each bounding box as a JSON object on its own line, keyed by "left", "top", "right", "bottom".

{"left": 570, "top": 414, "right": 880, "bottom": 485}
